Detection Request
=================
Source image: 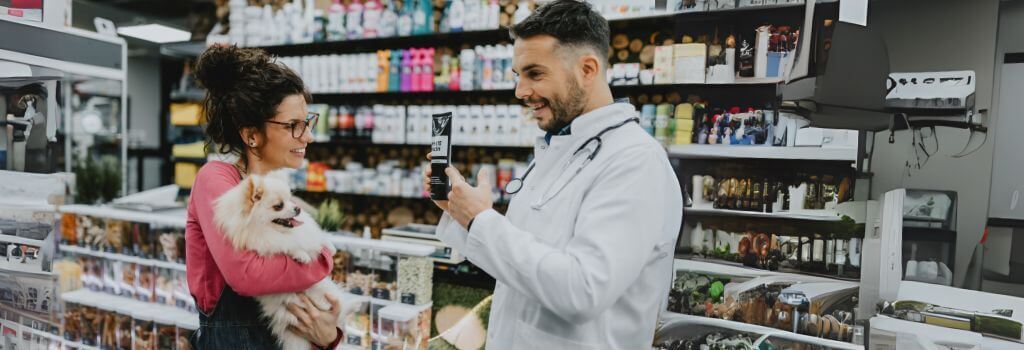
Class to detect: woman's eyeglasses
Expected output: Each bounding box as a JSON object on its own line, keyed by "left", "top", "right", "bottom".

{"left": 266, "top": 112, "right": 319, "bottom": 139}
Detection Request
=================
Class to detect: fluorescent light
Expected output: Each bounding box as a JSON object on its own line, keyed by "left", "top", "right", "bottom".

{"left": 117, "top": 24, "right": 190, "bottom": 44}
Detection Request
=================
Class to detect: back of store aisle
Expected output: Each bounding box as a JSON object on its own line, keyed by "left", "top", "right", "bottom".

{"left": 4, "top": 0, "right": 1024, "bottom": 349}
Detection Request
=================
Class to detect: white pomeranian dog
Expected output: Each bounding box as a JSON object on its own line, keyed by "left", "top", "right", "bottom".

{"left": 214, "top": 170, "right": 353, "bottom": 350}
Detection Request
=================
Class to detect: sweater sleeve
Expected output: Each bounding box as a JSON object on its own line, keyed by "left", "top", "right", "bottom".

{"left": 193, "top": 165, "right": 334, "bottom": 297}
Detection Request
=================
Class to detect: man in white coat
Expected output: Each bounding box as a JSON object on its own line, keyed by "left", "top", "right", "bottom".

{"left": 425, "top": 0, "right": 683, "bottom": 348}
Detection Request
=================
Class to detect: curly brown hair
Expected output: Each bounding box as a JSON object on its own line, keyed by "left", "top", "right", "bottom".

{"left": 193, "top": 45, "right": 310, "bottom": 162}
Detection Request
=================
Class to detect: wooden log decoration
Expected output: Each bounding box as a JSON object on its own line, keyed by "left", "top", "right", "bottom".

{"left": 682, "top": 35, "right": 695, "bottom": 43}
{"left": 612, "top": 34, "right": 630, "bottom": 50}
{"left": 666, "top": 92, "right": 683, "bottom": 105}
{"left": 629, "top": 38, "right": 644, "bottom": 53}
{"left": 639, "top": 45, "right": 656, "bottom": 67}
{"left": 616, "top": 49, "right": 630, "bottom": 62}
{"left": 651, "top": 94, "right": 665, "bottom": 104}
{"left": 636, "top": 94, "right": 650, "bottom": 104}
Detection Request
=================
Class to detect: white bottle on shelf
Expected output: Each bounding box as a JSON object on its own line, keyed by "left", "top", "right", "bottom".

{"left": 513, "top": 0, "right": 531, "bottom": 25}
{"left": 449, "top": 0, "right": 465, "bottom": 32}
{"left": 406, "top": 105, "right": 420, "bottom": 144}
{"left": 495, "top": 104, "right": 510, "bottom": 146}
{"left": 481, "top": 105, "right": 496, "bottom": 145}
{"left": 347, "top": 0, "right": 364, "bottom": 39}
{"left": 459, "top": 49, "right": 475, "bottom": 91}
{"left": 327, "top": 0, "right": 346, "bottom": 41}
{"left": 469, "top": 105, "right": 483, "bottom": 146}
{"left": 464, "top": 0, "right": 480, "bottom": 31}
{"left": 488, "top": 0, "right": 500, "bottom": 30}
{"left": 379, "top": 1, "right": 397, "bottom": 38}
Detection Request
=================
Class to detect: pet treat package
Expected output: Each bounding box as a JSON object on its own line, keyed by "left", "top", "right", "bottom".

{"left": 157, "top": 229, "right": 186, "bottom": 263}
{"left": 131, "top": 222, "right": 153, "bottom": 258}
{"left": 79, "top": 304, "right": 100, "bottom": 346}
{"left": 172, "top": 270, "right": 195, "bottom": 313}
{"left": 119, "top": 262, "right": 137, "bottom": 299}
{"left": 98, "top": 303, "right": 119, "bottom": 350}
{"left": 331, "top": 251, "right": 351, "bottom": 286}
{"left": 154, "top": 314, "right": 177, "bottom": 350}
{"left": 62, "top": 301, "right": 82, "bottom": 342}
{"left": 135, "top": 265, "right": 155, "bottom": 302}
{"left": 103, "top": 260, "right": 119, "bottom": 295}
{"left": 430, "top": 112, "right": 453, "bottom": 200}
{"left": 103, "top": 219, "right": 128, "bottom": 254}
{"left": 116, "top": 310, "right": 132, "bottom": 350}
{"left": 61, "top": 213, "right": 77, "bottom": 245}
{"left": 82, "top": 257, "right": 103, "bottom": 292}
{"left": 176, "top": 322, "right": 196, "bottom": 350}
{"left": 131, "top": 309, "right": 156, "bottom": 350}
{"left": 154, "top": 269, "right": 174, "bottom": 306}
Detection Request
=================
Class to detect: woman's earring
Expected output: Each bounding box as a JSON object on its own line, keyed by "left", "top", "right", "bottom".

{"left": 250, "top": 141, "right": 256, "bottom": 147}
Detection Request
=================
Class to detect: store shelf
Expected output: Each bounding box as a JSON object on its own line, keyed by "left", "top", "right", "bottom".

{"left": 668, "top": 145, "right": 858, "bottom": 161}
{"left": 61, "top": 289, "right": 199, "bottom": 330}
{"left": 59, "top": 244, "right": 186, "bottom": 272}
{"left": 660, "top": 312, "right": 863, "bottom": 350}
{"left": 685, "top": 207, "right": 844, "bottom": 222}
{"left": 674, "top": 257, "right": 859, "bottom": 282}
{"left": 310, "top": 79, "right": 783, "bottom": 101}
{"left": 308, "top": 139, "right": 533, "bottom": 150}
{"left": 328, "top": 234, "right": 435, "bottom": 257}
{"left": 58, "top": 204, "right": 186, "bottom": 228}
{"left": 171, "top": 157, "right": 207, "bottom": 165}
{"left": 296, "top": 190, "right": 511, "bottom": 206}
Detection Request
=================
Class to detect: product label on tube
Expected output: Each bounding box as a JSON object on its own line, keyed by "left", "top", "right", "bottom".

{"left": 431, "top": 112, "right": 453, "bottom": 200}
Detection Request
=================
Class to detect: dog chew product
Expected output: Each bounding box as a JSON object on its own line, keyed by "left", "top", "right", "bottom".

{"left": 430, "top": 112, "right": 453, "bottom": 200}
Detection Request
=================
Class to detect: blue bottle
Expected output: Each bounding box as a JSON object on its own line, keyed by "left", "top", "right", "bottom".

{"left": 390, "top": 50, "right": 402, "bottom": 92}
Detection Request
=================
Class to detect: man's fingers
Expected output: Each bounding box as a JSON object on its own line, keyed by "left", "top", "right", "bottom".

{"left": 426, "top": 152, "right": 432, "bottom": 161}
{"left": 445, "top": 167, "right": 467, "bottom": 186}
{"left": 477, "top": 167, "right": 494, "bottom": 190}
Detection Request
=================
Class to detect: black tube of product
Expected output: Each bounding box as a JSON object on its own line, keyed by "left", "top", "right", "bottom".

{"left": 430, "top": 112, "right": 453, "bottom": 200}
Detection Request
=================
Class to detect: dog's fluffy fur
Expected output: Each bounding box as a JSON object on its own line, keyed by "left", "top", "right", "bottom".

{"left": 214, "top": 170, "right": 351, "bottom": 350}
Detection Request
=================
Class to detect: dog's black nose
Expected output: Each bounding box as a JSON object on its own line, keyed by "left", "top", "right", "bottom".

{"left": 294, "top": 207, "right": 301, "bottom": 215}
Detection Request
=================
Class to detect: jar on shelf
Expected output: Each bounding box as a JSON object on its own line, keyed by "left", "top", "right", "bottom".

{"left": 397, "top": 256, "right": 433, "bottom": 306}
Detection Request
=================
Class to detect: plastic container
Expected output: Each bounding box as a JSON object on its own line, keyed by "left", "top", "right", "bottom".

{"left": 396, "top": 256, "right": 432, "bottom": 305}
{"left": 376, "top": 303, "right": 430, "bottom": 350}
{"left": 342, "top": 293, "right": 371, "bottom": 349}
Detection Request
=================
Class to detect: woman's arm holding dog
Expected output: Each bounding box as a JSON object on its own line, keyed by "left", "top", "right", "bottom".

{"left": 193, "top": 168, "right": 334, "bottom": 296}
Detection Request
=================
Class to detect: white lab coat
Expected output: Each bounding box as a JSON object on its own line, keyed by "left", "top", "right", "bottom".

{"left": 436, "top": 102, "right": 683, "bottom": 349}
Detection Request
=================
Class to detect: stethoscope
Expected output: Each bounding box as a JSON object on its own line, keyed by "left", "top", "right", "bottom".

{"left": 504, "top": 117, "right": 640, "bottom": 208}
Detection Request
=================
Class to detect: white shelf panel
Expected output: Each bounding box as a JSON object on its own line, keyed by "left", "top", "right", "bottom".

{"left": 61, "top": 289, "right": 199, "bottom": 330}
{"left": 668, "top": 145, "right": 857, "bottom": 161}
{"left": 59, "top": 244, "right": 186, "bottom": 272}
{"left": 684, "top": 207, "right": 844, "bottom": 221}
{"left": 58, "top": 204, "right": 187, "bottom": 228}
{"left": 328, "top": 234, "right": 436, "bottom": 257}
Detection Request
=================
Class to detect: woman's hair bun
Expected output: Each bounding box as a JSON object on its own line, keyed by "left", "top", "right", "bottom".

{"left": 194, "top": 45, "right": 273, "bottom": 95}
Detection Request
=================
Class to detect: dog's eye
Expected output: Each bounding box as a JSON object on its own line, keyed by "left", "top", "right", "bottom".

{"left": 273, "top": 202, "right": 284, "bottom": 211}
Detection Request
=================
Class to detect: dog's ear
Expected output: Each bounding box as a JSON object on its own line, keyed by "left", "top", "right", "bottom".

{"left": 243, "top": 175, "right": 264, "bottom": 208}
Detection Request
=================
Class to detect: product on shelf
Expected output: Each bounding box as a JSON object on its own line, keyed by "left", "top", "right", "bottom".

{"left": 63, "top": 301, "right": 83, "bottom": 343}
{"left": 279, "top": 44, "right": 516, "bottom": 95}
{"left": 878, "top": 300, "right": 1024, "bottom": 343}
{"left": 689, "top": 173, "right": 853, "bottom": 213}
{"left": 155, "top": 314, "right": 177, "bottom": 350}
{"left": 176, "top": 321, "right": 196, "bottom": 350}
{"left": 667, "top": 267, "right": 859, "bottom": 343}
{"left": 79, "top": 303, "right": 100, "bottom": 346}
{"left": 131, "top": 308, "right": 156, "bottom": 350}
{"left": 377, "top": 303, "right": 431, "bottom": 350}
{"left": 685, "top": 223, "right": 862, "bottom": 278}
{"left": 116, "top": 308, "right": 132, "bottom": 350}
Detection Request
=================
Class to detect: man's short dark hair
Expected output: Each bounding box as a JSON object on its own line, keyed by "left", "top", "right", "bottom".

{"left": 509, "top": 0, "right": 610, "bottom": 65}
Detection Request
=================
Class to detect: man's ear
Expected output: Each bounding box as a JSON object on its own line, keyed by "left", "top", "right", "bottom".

{"left": 578, "top": 53, "right": 603, "bottom": 84}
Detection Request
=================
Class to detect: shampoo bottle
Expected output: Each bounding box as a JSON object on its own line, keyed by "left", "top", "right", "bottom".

{"left": 449, "top": 0, "right": 465, "bottom": 32}
{"left": 482, "top": 46, "right": 494, "bottom": 90}
{"left": 401, "top": 49, "right": 413, "bottom": 92}
{"left": 377, "top": 50, "right": 390, "bottom": 92}
{"left": 362, "top": 0, "right": 382, "bottom": 38}
{"left": 389, "top": 50, "right": 402, "bottom": 91}
{"left": 409, "top": 48, "right": 421, "bottom": 92}
{"left": 397, "top": 0, "right": 414, "bottom": 36}
{"left": 346, "top": 0, "right": 363, "bottom": 39}
{"left": 449, "top": 57, "right": 461, "bottom": 91}
{"left": 422, "top": 48, "right": 436, "bottom": 92}
{"left": 326, "top": 0, "right": 346, "bottom": 41}
{"left": 378, "top": 0, "right": 398, "bottom": 38}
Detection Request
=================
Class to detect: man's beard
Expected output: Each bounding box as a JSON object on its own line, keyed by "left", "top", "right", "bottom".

{"left": 529, "top": 78, "right": 587, "bottom": 133}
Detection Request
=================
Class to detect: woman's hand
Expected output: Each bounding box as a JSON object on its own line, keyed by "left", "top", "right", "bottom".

{"left": 286, "top": 293, "right": 341, "bottom": 348}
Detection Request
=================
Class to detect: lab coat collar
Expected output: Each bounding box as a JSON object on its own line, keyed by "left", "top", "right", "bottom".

{"left": 535, "top": 102, "right": 637, "bottom": 151}
{"left": 567, "top": 102, "right": 638, "bottom": 142}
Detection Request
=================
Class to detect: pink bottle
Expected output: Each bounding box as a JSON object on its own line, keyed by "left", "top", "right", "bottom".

{"left": 410, "top": 48, "right": 422, "bottom": 92}
{"left": 401, "top": 49, "right": 413, "bottom": 92}
{"left": 449, "top": 56, "right": 461, "bottom": 91}
{"left": 421, "top": 48, "right": 435, "bottom": 92}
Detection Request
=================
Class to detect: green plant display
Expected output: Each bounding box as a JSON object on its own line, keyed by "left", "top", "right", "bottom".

{"left": 314, "top": 199, "right": 346, "bottom": 231}
{"left": 74, "top": 156, "right": 121, "bottom": 204}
